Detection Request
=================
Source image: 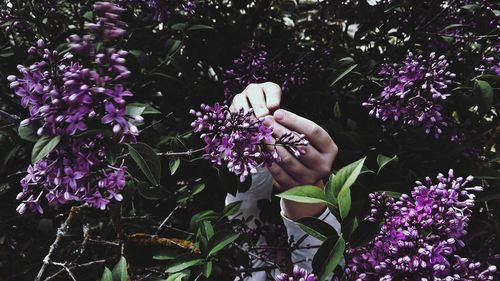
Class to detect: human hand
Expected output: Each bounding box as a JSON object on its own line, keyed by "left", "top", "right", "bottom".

{"left": 229, "top": 82, "right": 281, "bottom": 117}
{"left": 263, "top": 109, "right": 338, "bottom": 190}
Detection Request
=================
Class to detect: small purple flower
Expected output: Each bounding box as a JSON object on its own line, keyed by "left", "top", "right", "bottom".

{"left": 276, "top": 265, "right": 317, "bottom": 281}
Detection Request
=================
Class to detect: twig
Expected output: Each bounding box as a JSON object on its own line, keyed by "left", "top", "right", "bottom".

{"left": 0, "top": 109, "right": 20, "bottom": 122}
{"left": 43, "top": 259, "right": 107, "bottom": 281}
{"left": 156, "top": 204, "right": 183, "bottom": 234}
{"left": 139, "top": 112, "right": 173, "bottom": 133}
{"left": 157, "top": 147, "right": 205, "bottom": 157}
{"left": 35, "top": 206, "right": 83, "bottom": 281}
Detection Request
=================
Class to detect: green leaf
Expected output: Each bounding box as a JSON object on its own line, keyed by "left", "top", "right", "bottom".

{"left": 333, "top": 102, "right": 342, "bottom": 118}
{"left": 83, "top": 11, "right": 93, "bottom": 21}
{"left": 207, "top": 230, "right": 239, "bottom": 256}
{"left": 312, "top": 236, "right": 345, "bottom": 280}
{"left": 474, "top": 79, "right": 494, "bottom": 112}
{"left": 276, "top": 185, "right": 327, "bottom": 203}
{"left": 338, "top": 187, "right": 351, "bottom": 219}
{"left": 200, "top": 221, "right": 214, "bottom": 240}
{"left": 187, "top": 24, "right": 214, "bottom": 31}
{"left": 295, "top": 217, "right": 339, "bottom": 241}
{"left": 376, "top": 154, "right": 398, "bottom": 174}
{"left": 331, "top": 64, "right": 358, "bottom": 86}
{"left": 202, "top": 261, "right": 213, "bottom": 277}
{"left": 223, "top": 201, "right": 242, "bottom": 217}
{"left": 166, "top": 256, "right": 203, "bottom": 273}
{"left": 127, "top": 102, "right": 161, "bottom": 115}
{"left": 32, "top": 136, "right": 61, "bottom": 164}
{"left": 112, "top": 256, "right": 129, "bottom": 281}
{"left": 191, "top": 182, "right": 205, "bottom": 196}
{"left": 127, "top": 143, "right": 161, "bottom": 186}
{"left": 441, "top": 23, "right": 464, "bottom": 31}
{"left": 153, "top": 249, "right": 179, "bottom": 260}
{"left": 18, "top": 125, "right": 37, "bottom": 142}
{"left": 326, "top": 157, "right": 366, "bottom": 205}
{"left": 169, "top": 158, "right": 180, "bottom": 175}
{"left": 166, "top": 271, "right": 189, "bottom": 281}
{"left": 100, "top": 267, "right": 113, "bottom": 281}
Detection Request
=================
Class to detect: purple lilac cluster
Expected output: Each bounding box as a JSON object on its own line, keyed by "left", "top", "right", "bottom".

{"left": 345, "top": 170, "right": 497, "bottom": 280}
{"left": 223, "top": 43, "right": 329, "bottom": 101}
{"left": 476, "top": 44, "right": 500, "bottom": 76}
{"left": 276, "top": 265, "right": 317, "bottom": 281}
{"left": 190, "top": 103, "right": 308, "bottom": 182}
{"left": 10, "top": 2, "right": 138, "bottom": 214}
{"left": 363, "top": 52, "right": 456, "bottom": 138}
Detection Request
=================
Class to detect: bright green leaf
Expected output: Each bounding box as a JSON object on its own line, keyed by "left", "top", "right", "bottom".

{"left": 112, "top": 256, "right": 129, "bottom": 281}
{"left": 276, "top": 185, "right": 327, "bottom": 204}
{"left": 326, "top": 157, "right": 366, "bottom": 205}
{"left": 207, "top": 230, "right": 239, "bottom": 257}
{"left": 32, "top": 136, "right": 61, "bottom": 164}
{"left": 166, "top": 257, "right": 203, "bottom": 273}
{"left": 338, "top": 187, "right": 351, "bottom": 219}
{"left": 166, "top": 271, "right": 189, "bottom": 281}
{"left": 100, "top": 267, "right": 113, "bottom": 281}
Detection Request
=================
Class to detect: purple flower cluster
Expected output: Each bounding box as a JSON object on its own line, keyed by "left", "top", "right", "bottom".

{"left": 345, "top": 170, "right": 497, "bottom": 280}
{"left": 476, "top": 44, "right": 500, "bottom": 76}
{"left": 223, "top": 43, "right": 329, "bottom": 101}
{"left": 10, "top": 1, "right": 138, "bottom": 213}
{"left": 16, "top": 137, "right": 126, "bottom": 214}
{"left": 363, "top": 52, "right": 456, "bottom": 138}
{"left": 190, "top": 103, "right": 308, "bottom": 182}
{"left": 276, "top": 265, "right": 317, "bottom": 281}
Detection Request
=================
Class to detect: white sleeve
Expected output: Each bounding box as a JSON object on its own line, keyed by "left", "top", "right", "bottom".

{"left": 280, "top": 200, "right": 341, "bottom": 274}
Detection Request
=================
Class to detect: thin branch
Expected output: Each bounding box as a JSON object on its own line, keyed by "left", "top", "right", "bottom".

{"left": 0, "top": 109, "right": 20, "bottom": 122}
{"left": 157, "top": 147, "right": 205, "bottom": 157}
{"left": 35, "top": 206, "right": 83, "bottom": 281}
{"left": 156, "top": 204, "right": 183, "bottom": 234}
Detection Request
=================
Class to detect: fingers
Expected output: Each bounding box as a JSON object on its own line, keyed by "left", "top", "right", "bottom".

{"left": 246, "top": 84, "right": 269, "bottom": 117}
{"left": 268, "top": 163, "right": 300, "bottom": 191}
{"left": 263, "top": 117, "right": 321, "bottom": 184}
{"left": 261, "top": 82, "right": 281, "bottom": 111}
{"left": 230, "top": 93, "right": 250, "bottom": 112}
{"left": 229, "top": 82, "right": 282, "bottom": 116}
{"left": 268, "top": 118, "right": 325, "bottom": 172}
{"left": 273, "top": 109, "right": 336, "bottom": 153}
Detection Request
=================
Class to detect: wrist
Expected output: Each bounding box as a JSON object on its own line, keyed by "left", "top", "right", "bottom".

{"left": 281, "top": 180, "right": 326, "bottom": 220}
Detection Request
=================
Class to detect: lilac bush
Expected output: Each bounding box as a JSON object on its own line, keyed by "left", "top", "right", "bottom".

{"left": 345, "top": 170, "right": 497, "bottom": 280}
{"left": 191, "top": 103, "right": 308, "bottom": 182}
{"left": 10, "top": 2, "right": 139, "bottom": 213}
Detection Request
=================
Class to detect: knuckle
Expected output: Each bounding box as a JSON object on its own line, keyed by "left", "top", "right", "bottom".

{"left": 309, "top": 126, "right": 322, "bottom": 138}
{"left": 263, "top": 82, "right": 281, "bottom": 92}
{"left": 245, "top": 83, "right": 261, "bottom": 93}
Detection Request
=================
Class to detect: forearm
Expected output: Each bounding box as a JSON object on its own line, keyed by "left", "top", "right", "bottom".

{"left": 281, "top": 180, "right": 326, "bottom": 220}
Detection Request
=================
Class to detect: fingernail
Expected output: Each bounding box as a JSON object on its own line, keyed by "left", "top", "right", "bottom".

{"left": 274, "top": 109, "right": 285, "bottom": 121}
{"left": 263, "top": 116, "right": 273, "bottom": 126}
